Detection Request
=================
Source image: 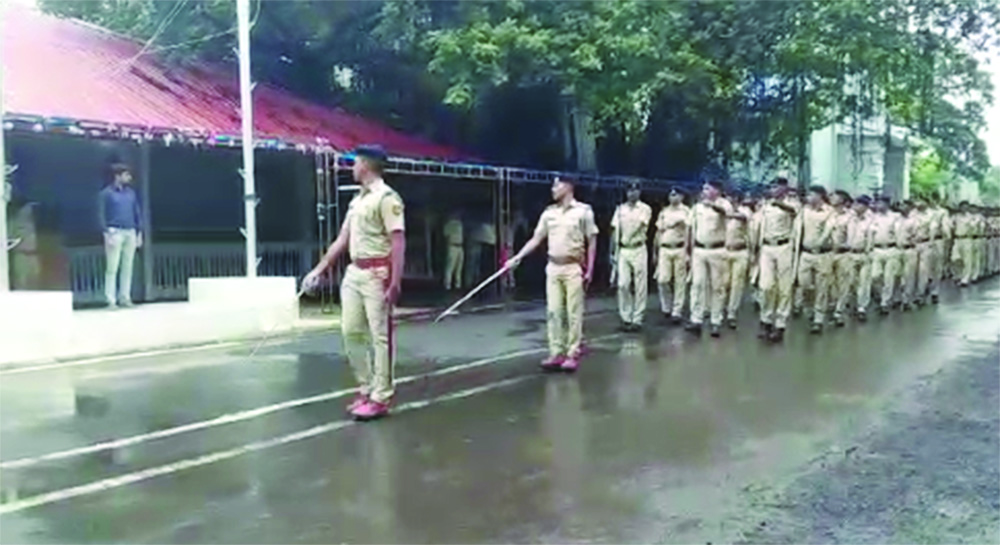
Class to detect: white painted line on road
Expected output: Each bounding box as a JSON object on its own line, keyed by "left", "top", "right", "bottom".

{"left": 0, "top": 333, "right": 620, "bottom": 471}
{"left": 0, "top": 341, "right": 247, "bottom": 376}
{"left": 0, "top": 375, "right": 537, "bottom": 515}
{"left": 0, "top": 303, "right": 617, "bottom": 376}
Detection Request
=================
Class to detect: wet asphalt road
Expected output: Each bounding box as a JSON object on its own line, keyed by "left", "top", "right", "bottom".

{"left": 0, "top": 281, "right": 998, "bottom": 544}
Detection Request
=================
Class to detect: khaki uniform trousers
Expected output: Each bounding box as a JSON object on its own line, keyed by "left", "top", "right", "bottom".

{"left": 759, "top": 242, "right": 794, "bottom": 329}
{"left": 898, "top": 247, "right": 918, "bottom": 304}
{"left": 656, "top": 246, "right": 687, "bottom": 318}
{"left": 546, "top": 262, "right": 585, "bottom": 358}
{"left": 853, "top": 252, "right": 872, "bottom": 314}
{"left": 796, "top": 251, "right": 832, "bottom": 325}
{"left": 931, "top": 239, "right": 946, "bottom": 296}
{"left": 724, "top": 249, "right": 750, "bottom": 320}
{"left": 341, "top": 263, "right": 396, "bottom": 404}
{"left": 444, "top": 244, "right": 463, "bottom": 290}
{"left": 690, "top": 246, "right": 728, "bottom": 326}
{"left": 954, "top": 238, "right": 974, "bottom": 285}
{"left": 830, "top": 251, "right": 854, "bottom": 319}
{"left": 616, "top": 246, "right": 648, "bottom": 325}
{"left": 916, "top": 241, "right": 933, "bottom": 300}
{"left": 870, "top": 247, "right": 898, "bottom": 309}
{"left": 991, "top": 238, "right": 999, "bottom": 274}
{"left": 976, "top": 238, "right": 986, "bottom": 280}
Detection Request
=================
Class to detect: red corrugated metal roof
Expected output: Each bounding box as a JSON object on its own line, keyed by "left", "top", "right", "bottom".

{"left": 1, "top": 6, "right": 469, "bottom": 161}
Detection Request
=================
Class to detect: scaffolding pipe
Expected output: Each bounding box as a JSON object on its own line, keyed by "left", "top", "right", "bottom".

{"left": 237, "top": 0, "right": 257, "bottom": 277}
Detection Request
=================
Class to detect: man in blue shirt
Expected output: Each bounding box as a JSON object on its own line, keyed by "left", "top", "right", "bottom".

{"left": 97, "top": 162, "right": 143, "bottom": 308}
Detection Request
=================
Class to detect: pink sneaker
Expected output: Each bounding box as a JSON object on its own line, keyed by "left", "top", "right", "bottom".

{"left": 561, "top": 356, "right": 580, "bottom": 372}
{"left": 540, "top": 355, "right": 565, "bottom": 372}
{"left": 351, "top": 399, "right": 391, "bottom": 421}
{"left": 346, "top": 393, "right": 368, "bottom": 413}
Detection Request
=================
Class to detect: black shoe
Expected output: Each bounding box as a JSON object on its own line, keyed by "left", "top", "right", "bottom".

{"left": 931, "top": 294, "right": 939, "bottom": 304}
{"left": 835, "top": 317, "right": 846, "bottom": 327}
{"left": 879, "top": 306, "right": 890, "bottom": 316}
{"left": 727, "top": 318, "right": 738, "bottom": 330}
{"left": 671, "top": 315, "right": 684, "bottom": 325}
{"left": 629, "top": 323, "right": 642, "bottom": 333}
{"left": 710, "top": 325, "right": 721, "bottom": 338}
{"left": 902, "top": 303, "right": 913, "bottom": 312}
{"left": 685, "top": 322, "right": 703, "bottom": 335}
{"left": 857, "top": 311, "right": 867, "bottom": 323}
{"left": 810, "top": 323, "right": 822, "bottom": 335}
{"left": 768, "top": 328, "right": 785, "bottom": 343}
{"left": 619, "top": 322, "right": 632, "bottom": 332}
{"left": 758, "top": 322, "right": 773, "bottom": 339}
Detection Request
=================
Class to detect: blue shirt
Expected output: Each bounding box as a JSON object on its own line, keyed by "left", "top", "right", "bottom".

{"left": 98, "top": 184, "right": 142, "bottom": 231}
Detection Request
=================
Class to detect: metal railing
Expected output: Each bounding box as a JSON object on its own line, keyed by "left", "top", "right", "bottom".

{"left": 68, "top": 242, "right": 313, "bottom": 305}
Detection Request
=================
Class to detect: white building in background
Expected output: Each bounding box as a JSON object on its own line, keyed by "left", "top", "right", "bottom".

{"left": 809, "top": 116, "right": 910, "bottom": 200}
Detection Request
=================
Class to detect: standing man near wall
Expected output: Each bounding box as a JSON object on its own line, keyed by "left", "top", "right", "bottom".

{"left": 97, "top": 162, "right": 143, "bottom": 309}
{"left": 723, "top": 192, "right": 753, "bottom": 329}
{"left": 610, "top": 181, "right": 652, "bottom": 332}
{"left": 506, "top": 176, "right": 598, "bottom": 373}
{"left": 756, "top": 177, "right": 800, "bottom": 343}
{"left": 304, "top": 145, "right": 405, "bottom": 421}
{"left": 442, "top": 211, "right": 464, "bottom": 291}
{"left": 654, "top": 187, "right": 690, "bottom": 324}
{"left": 687, "top": 180, "right": 732, "bottom": 338}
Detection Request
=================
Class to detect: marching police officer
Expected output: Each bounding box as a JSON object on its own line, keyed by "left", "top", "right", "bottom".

{"left": 654, "top": 187, "right": 690, "bottom": 324}
{"left": 756, "top": 177, "right": 800, "bottom": 343}
{"left": 688, "top": 180, "right": 733, "bottom": 338}
{"left": 611, "top": 181, "right": 652, "bottom": 332}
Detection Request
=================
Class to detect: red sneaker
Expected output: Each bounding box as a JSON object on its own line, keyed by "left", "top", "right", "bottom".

{"left": 540, "top": 355, "right": 565, "bottom": 372}
{"left": 346, "top": 393, "right": 368, "bottom": 413}
{"left": 351, "top": 399, "right": 391, "bottom": 421}
{"left": 561, "top": 356, "right": 580, "bottom": 372}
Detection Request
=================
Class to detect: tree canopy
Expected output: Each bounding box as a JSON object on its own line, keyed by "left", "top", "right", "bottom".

{"left": 40, "top": 0, "right": 1000, "bottom": 183}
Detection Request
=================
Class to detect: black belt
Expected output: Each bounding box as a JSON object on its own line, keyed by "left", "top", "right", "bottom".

{"left": 835, "top": 248, "right": 852, "bottom": 254}
{"left": 619, "top": 243, "right": 645, "bottom": 249}
{"left": 916, "top": 239, "right": 930, "bottom": 244}
{"left": 764, "top": 238, "right": 790, "bottom": 246}
{"left": 899, "top": 244, "right": 915, "bottom": 249}
{"left": 802, "top": 248, "right": 830, "bottom": 255}
{"left": 874, "top": 244, "right": 895, "bottom": 249}
{"left": 695, "top": 241, "right": 724, "bottom": 249}
{"left": 852, "top": 249, "right": 867, "bottom": 254}
{"left": 726, "top": 245, "right": 748, "bottom": 252}
{"left": 659, "top": 242, "right": 684, "bottom": 249}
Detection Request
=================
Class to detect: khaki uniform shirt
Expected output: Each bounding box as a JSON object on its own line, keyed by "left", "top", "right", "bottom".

{"left": 846, "top": 211, "right": 872, "bottom": 252}
{"left": 534, "top": 199, "right": 599, "bottom": 260}
{"left": 913, "top": 210, "right": 931, "bottom": 242}
{"left": 725, "top": 205, "right": 752, "bottom": 249}
{"left": 953, "top": 213, "right": 972, "bottom": 238}
{"left": 760, "top": 196, "right": 800, "bottom": 243}
{"left": 895, "top": 214, "right": 917, "bottom": 248}
{"left": 611, "top": 201, "right": 652, "bottom": 248}
{"left": 656, "top": 205, "right": 690, "bottom": 247}
{"left": 346, "top": 178, "right": 405, "bottom": 261}
{"left": 443, "top": 218, "right": 463, "bottom": 246}
{"left": 869, "top": 211, "right": 898, "bottom": 247}
{"left": 829, "top": 207, "right": 852, "bottom": 250}
{"left": 691, "top": 198, "right": 733, "bottom": 246}
{"left": 800, "top": 204, "right": 833, "bottom": 251}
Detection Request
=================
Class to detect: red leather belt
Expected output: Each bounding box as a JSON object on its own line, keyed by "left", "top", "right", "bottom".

{"left": 353, "top": 256, "right": 391, "bottom": 269}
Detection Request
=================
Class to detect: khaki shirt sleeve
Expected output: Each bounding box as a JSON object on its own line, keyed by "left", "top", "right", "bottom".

{"left": 585, "top": 206, "right": 599, "bottom": 237}
{"left": 380, "top": 192, "right": 405, "bottom": 233}
{"left": 533, "top": 210, "right": 549, "bottom": 239}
